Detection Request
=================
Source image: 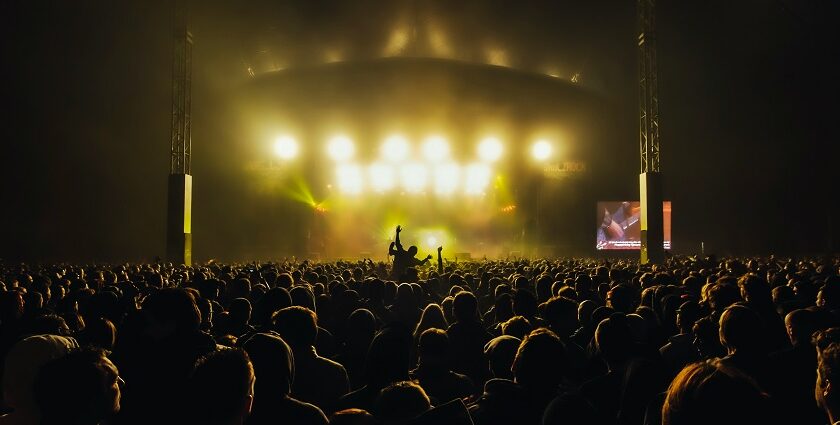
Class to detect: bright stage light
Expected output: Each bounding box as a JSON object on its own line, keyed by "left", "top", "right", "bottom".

{"left": 464, "top": 163, "right": 491, "bottom": 195}
{"left": 368, "top": 163, "right": 396, "bottom": 192}
{"left": 422, "top": 136, "right": 449, "bottom": 161}
{"left": 273, "top": 136, "right": 298, "bottom": 160}
{"left": 426, "top": 235, "right": 438, "bottom": 248}
{"left": 327, "top": 135, "right": 354, "bottom": 161}
{"left": 401, "top": 163, "right": 428, "bottom": 192}
{"left": 478, "top": 137, "right": 503, "bottom": 162}
{"left": 336, "top": 164, "right": 363, "bottom": 195}
{"left": 532, "top": 140, "right": 552, "bottom": 161}
{"left": 433, "top": 163, "right": 460, "bottom": 195}
{"left": 382, "top": 135, "right": 410, "bottom": 162}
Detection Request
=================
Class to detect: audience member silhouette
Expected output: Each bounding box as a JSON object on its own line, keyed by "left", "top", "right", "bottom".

{"left": 661, "top": 359, "right": 775, "bottom": 425}
{"left": 188, "top": 348, "right": 254, "bottom": 425}
{"left": 447, "top": 291, "right": 492, "bottom": 385}
{"left": 242, "top": 333, "right": 328, "bottom": 425}
{"left": 272, "top": 306, "right": 349, "bottom": 414}
{"left": 410, "top": 328, "right": 474, "bottom": 404}
{"left": 35, "top": 347, "right": 122, "bottom": 425}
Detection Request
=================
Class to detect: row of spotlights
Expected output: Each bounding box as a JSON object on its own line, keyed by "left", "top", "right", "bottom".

{"left": 274, "top": 135, "right": 556, "bottom": 162}
{"left": 334, "top": 162, "right": 493, "bottom": 196}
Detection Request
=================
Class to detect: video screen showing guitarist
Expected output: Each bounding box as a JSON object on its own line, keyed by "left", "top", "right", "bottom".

{"left": 596, "top": 201, "right": 642, "bottom": 249}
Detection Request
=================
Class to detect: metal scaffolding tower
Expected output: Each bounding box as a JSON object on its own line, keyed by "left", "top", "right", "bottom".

{"left": 638, "top": 0, "right": 664, "bottom": 264}
{"left": 166, "top": 0, "right": 193, "bottom": 265}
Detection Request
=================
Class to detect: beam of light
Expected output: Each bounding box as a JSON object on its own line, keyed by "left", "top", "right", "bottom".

{"left": 401, "top": 163, "right": 428, "bottom": 193}
{"left": 478, "top": 137, "right": 503, "bottom": 162}
{"left": 382, "top": 135, "right": 410, "bottom": 162}
{"left": 433, "top": 163, "right": 460, "bottom": 196}
{"left": 368, "top": 162, "right": 396, "bottom": 192}
{"left": 282, "top": 175, "right": 317, "bottom": 206}
{"left": 422, "top": 135, "right": 449, "bottom": 161}
{"left": 273, "top": 135, "right": 298, "bottom": 160}
{"left": 532, "top": 140, "right": 552, "bottom": 161}
{"left": 464, "top": 163, "right": 491, "bottom": 196}
{"left": 327, "top": 135, "right": 354, "bottom": 162}
{"left": 336, "top": 164, "right": 363, "bottom": 195}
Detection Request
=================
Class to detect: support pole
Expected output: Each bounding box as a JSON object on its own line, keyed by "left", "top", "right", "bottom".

{"left": 638, "top": 0, "right": 664, "bottom": 264}
{"left": 166, "top": 0, "right": 192, "bottom": 265}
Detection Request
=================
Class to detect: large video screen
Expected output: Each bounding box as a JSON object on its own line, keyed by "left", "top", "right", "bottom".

{"left": 596, "top": 201, "right": 672, "bottom": 250}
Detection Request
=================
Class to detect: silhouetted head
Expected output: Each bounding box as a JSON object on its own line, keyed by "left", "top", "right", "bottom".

{"left": 512, "top": 328, "right": 567, "bottom": 389}
{"left": 737, "top": 274, "right": 772, "bottom": 304}
{"left": 542, "top": 296, "right": 578, "bottom": 338}
{"left": 414, "top": 303, "right": 447, "bottom": 339}
{"left": 242, "top": 333, "right": 294, "bottom": 397}
{"left": 329, "top": 408, "right": 377, "bottom": 425}
{"left": 662, "top": 359, "right": 768, "bottom": 425}
{"left": 606, "top": 284, "right": 636, "bottom": 314}
{"left": 417, "top": 328, "right": 450, "bottom": 368}
{"left": 501, "top": 316, "right": 532, "bottom": 339}
{"left": 272, "top": 306, "right": 318, "bottom": 350}
{"left": 348, "top": 308, "right": 377, "bottom": 343}
{"left": 229, "top": 298, "right": 252, "bottom": 327}
{"left": 3, "top": 334, "right": 79, "bottom": 414}
{"left": 595, "top": 313, "right": 633, "bottom": 366}
{"left": 143, "top": 288, "right": 201, "bottom": 338}
{"left": 77, "top": 317, "right": 117, "bottom": 351}
{"left": 374, "top": 381, "right": 431, "bottom": 423}
{"left": 676, "top": 301, "right": 700, "bottom": 334}
{"left": 453, "top": 291, "right": 478, "bottom": 323}
{"left": 188, "top": 348, "right": 255, "bottom": 425}
{"left": 407, "top": 246, "right": 419, "bottom": 257}
{"left": 513, "top": 289, "right": 538, "bottom": 319}
{"left": 364, "top": 326, "right": 411, "bottom": 388}
{"left": 35, "top": 347, "right": 122, "bottom": 425}
{"left": 815, "top": 329, "right": 840, "bottom": 417}
{"left": 785, "top": 309, "right": 817, "bottom": 347}
{"left": 484, "top": 335, "right": 521, "bottom": 379}
{"left": 719, "top": 305, "right": 764, "bottom": 354}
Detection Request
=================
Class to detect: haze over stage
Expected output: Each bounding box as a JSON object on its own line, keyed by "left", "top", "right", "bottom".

{"left": 230, "top": 57, "right": 603, "bottom": 259}
{"left": 0, "top": 1, "right": 836, "bottom": 263}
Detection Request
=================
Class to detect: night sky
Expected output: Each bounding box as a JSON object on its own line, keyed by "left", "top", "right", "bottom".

{"left": 1, "top": 0, "right": 837, "bottom": 262}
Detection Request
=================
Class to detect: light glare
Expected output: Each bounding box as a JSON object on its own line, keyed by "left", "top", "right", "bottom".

{"left": 273, "top": 136, "right": 298, "bottom": 160}
{"left": 382, "top": 135, "right": 410, "bottom": 162}
{"left": 422, "top": 136, "right": 450, "bottom": 161}
{"left": 464, "top": 163, "right": 491, "bottom": 195}
{"left": 336, "top": 164, "right": 363, "bottom": 195}
{"left": 532, "top": 140, "right": 552, "bottom": 161}
{"left": 433, "top": 163, "right": 460, "bottom": 195}
{"left": 426, "top": 235, "right": 438, "bottom": 247}
{"left": 478, "top": 137, "right": 503, "bottom": 162}
{"left": 401, "top": 163, "right": 428, "bottom": 192}
{"left": 327, "top": 135, "right": 354, "bottom": 161}
{"left": 368, "top": 163, "right": 396, "bottom": 192}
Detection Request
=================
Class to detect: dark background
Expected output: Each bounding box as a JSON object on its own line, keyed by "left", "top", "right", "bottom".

{"left": 1, "top": 0, "right": 837, "bottom": 262}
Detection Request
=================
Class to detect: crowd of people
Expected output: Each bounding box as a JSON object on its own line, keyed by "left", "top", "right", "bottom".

{"left": 0, "top": 229, "right": 838, "bottom": 425}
